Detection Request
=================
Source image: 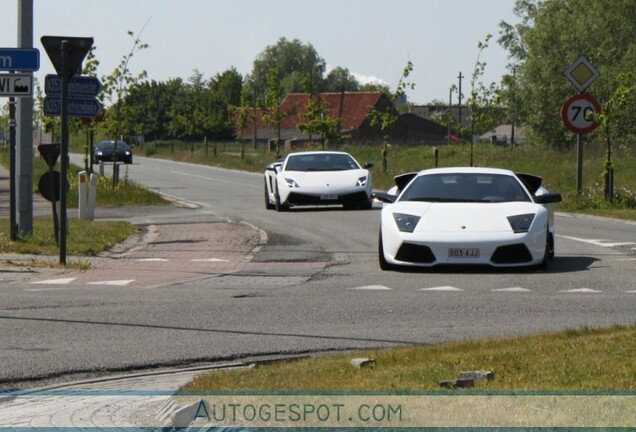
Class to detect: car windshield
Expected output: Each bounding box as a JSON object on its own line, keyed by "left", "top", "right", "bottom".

{"left": 399, "top": 173, "right": 531, "bottom": 203}
{"left": 285, "top": 153, "right": 359, "bottom": 171}
{"left": 98, "top": 141, "right": 129, "bottom": 151}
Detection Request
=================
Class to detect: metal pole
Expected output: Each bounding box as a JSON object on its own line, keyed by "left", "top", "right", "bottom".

{"left": 8, "top": 97, "right": 17, "bottom": 240}
{"left": 59, "top": 40, "right": 69, "bottom": 265}
{"left": 576, "top": 133, "right": 583, "bottom": 196}
{"left": 16, "top": 0, "right": 34, "bottom": 236}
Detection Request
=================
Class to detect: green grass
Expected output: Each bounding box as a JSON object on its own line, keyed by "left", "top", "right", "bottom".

{"left": 0, "top": 148, "right": 170, "bottom": 208}
{"left": 184, "top": 325, "right": 636, "bottom": 391}
{"left": 0, "top": 148, "right": 153, "bottom": 260}
{"left": 0, "top": 216, "right": 136, "bottom": 257}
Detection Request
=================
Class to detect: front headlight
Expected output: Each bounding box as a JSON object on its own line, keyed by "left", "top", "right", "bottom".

{"left": 356, "top": 176, "right": 368, "bottom": 187}
{"left": 393, "top": 212, "right": 420, "bottom": 233}
{"left": 507, "top": 213, "right": 535, "bottom": 233}
{"left": 285, "top": 178, "right": 299, "bottom": 188}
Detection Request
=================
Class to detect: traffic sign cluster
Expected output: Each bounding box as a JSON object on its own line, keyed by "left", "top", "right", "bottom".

{"left": 43, "top": 74, "right": 103, "bottom": 118}
{"left": 0, "top": 48, "right": 39, "bottom": 98}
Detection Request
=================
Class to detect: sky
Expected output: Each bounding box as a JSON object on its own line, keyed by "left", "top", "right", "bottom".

{"left": 2, "top": 0, "right": 519, "bottom": 105}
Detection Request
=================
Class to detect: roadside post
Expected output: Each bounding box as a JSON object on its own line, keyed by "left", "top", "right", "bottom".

{"left": 563, "top": 56, "right": 601, "bottom": 196}
{"left": 77, "top": 170, "right": 98, "bottom": 221}
{"left": 78, "top": 171, "right": 87, "bottom": 220}
{"left": 0, "top": 47, "right": 39, "bottom": 240}
{"left": 41, "top": 36, "right": 94, "bottom": 265}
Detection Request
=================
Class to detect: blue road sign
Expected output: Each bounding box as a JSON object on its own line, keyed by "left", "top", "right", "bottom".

{"left": 43, "top": 96, "right": 103, "bottom": 118}
{"left": 45, "top": 74, "right": 103, "bottom": 97}
{"left": 0, "top": 48, "right": 40, "bottom": 71}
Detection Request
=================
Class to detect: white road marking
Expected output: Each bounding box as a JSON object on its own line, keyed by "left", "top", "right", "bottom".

{"left": 420, "top": 286, "right": 463, "bottom": 291}
{"left": 191, "top": 258, "right": 229, "bottom": 262}
{"left": 135, "top": 258, "right": 169, "bottom": 262}
{"left": 30, "top": 278, "right": 76, "bottom": 285}
{"left": 170, "top": 170, "right": 254, "bottom": 188}
{"left": 627, "top": 290, "right": 636, "bottom": 293}
{"left": 491, "top": 287, "right": 531, "bottom": 292}
{"left": 349, "top": 285, "right": 392, "bottom": 290}
{"left": 24, "top": 288, "right": 68, "bottom": 292}
{"left": 557, "top": 235, "right": 636, "bottom": 248}
{"left": 87, "top": 280, "right": 135, "bottom": 286}
{"left": 560, "top": 288, "right": 602, "bottom": 293}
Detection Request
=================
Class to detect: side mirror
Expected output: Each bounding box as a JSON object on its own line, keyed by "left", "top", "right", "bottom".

{"left": 372, "top": 192, "right": 397, "bottom": 204}
{"left": 363, "top": 162, "right": 374, "bottom": 169}
{"left": 534, "top": 192, "right": 562, "bottom": 204}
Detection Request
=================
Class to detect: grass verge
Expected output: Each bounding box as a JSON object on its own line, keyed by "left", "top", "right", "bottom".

{"left": 184, "top": 325, "right": 636, "bottom": 391}
{"left": 0, "top": 216, "right": 136, "bottom": 257}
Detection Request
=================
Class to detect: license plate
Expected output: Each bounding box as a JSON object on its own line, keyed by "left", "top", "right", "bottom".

{"left": 448, "top": 248, "right": 480, "bottom": 258}
{"left": 320, "top": 194, "right": 338, "bottom": 200}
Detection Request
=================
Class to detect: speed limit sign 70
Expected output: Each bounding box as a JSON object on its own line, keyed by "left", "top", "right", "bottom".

{"left": 561, "top": 93, "right": 601, "bottom": 134}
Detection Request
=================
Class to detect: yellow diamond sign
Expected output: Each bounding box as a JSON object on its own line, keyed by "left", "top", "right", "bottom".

{"left": 564, "top": 56, "right": 600, "bottom": 92}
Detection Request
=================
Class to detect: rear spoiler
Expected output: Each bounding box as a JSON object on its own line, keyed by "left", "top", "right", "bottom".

{"left": 515, "top": 172, "right": 542, "bottom": 195}
{"left": 394, "top": 172, "right": 418, "bottom": 193}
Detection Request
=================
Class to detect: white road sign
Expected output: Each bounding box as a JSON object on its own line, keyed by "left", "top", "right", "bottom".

{"left": 0, "top": 73, "right": 33, "bottom": 97}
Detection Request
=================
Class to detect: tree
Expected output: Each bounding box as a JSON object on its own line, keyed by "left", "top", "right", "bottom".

{"left": 125, "top": 78, "right": 182, "bottom": 141}
{"left": 100, "top": 28, "right": 149, "bottom": 187}
{"left": 234, "top": 79, "right": 252, "bottom": 159}
{"left": 325, "top": 67, "right": 360, "bottom": 92}
{"left": 250, "top": 38, "right": 326, "bottom": 102}
{"left": 101, "top": 29, "right": 149, "bottom": 142}
{"left": 297, "top": 95, "right": 339, "bottom": 149}
{"left": 591, "top": 72, "right": 636, "bottom": 201}
{"left": 498, "top": 0, "right": 636, "bottom": 150}
{"left": 262, "top": 70, "right": 289, "bottom": 158}
{"left": 368, "top": 61, "right": 415, "bottom": 172}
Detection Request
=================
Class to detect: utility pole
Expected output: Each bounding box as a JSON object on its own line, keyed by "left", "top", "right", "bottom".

{"left": 457, "top": 72, "right": 463, "bottom": 137}
{"left": 15, "top": 0, "right": 34, "bottom": 236}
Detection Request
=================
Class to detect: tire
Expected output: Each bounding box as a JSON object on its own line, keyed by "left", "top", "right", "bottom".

{"left": 274, "top": 182, "right": 287, "bottom": 212}
{"left": 548, "top": 232, "right": 555, "bottom": 259}
{"left": 378, "top": 231, "right": 395, "bottom": 271}
{"left": 264, "top": 180, "right": 275, "bottom": 210}
{"left": 538, "top": 232, "right": 552, "bottom": 270}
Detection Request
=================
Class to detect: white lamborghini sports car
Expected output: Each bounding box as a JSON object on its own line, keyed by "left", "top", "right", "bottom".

{"left": 374, "top": 167, "right": 562, "bottom": 270}
{"left": 264, "top": 151, "right": 374, "bottom": 211}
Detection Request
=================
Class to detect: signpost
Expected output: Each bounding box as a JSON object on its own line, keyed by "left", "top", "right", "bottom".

{"left": 43, "top": 96, "right": 103, "bottom": 118}
{"left": 563, "top": 56, "right": 601, "bottom": 196}
{"left": 1, "top": 47, "right": 39, "bottom": 241}
{"left": 41, "top": 35, "right": 94, "bottom": 265}
{"left": 0, "top": 48, "right": 40, "bottom": 71}
{"left": 44, "top": 74, "right": 102, "bottom": 97}
{"left": 0, "top": 73, "right": 33, "bottom": 96}
{"left": 561, "top": 93, "right": 601, "bottom": 134}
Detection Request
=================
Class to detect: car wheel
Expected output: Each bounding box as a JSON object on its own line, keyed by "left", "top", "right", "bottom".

{"left": 264, "top": 180, "right": 275, "bottom": 210}
{"left": 547, "top": 232, "right": 555, "bottom": 259}
{"left": 538, "top": 232, "right": 551, "bottom": 270}
{"left": 274, "top": 183, "right": 287, "bottom": 212}
{"left": 378, "top": 231, "right": 395, "bottom": 271}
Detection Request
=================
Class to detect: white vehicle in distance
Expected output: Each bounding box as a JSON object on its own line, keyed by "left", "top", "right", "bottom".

{"left": 374, "top": 167, "right": 562, "bottom": 270}
{"left": 264, "top": 151, "right": 374, "bottom": 211}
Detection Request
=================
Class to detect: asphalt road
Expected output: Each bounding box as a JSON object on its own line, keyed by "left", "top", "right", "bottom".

{"left": 1, "top": 155, "right": 635, "bottom": 387}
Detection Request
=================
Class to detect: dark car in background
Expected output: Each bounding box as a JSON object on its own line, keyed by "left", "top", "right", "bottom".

{"left": 93, "top": 140, "right": 133, "bottom": 164}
